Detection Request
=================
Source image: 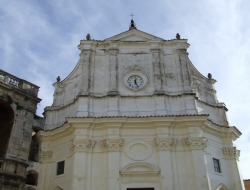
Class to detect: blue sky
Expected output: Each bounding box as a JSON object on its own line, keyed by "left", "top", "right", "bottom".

{"left": 0, "top": 0, "right": 249, "bottom": 179}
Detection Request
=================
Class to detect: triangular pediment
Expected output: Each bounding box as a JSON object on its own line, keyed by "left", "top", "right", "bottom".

{"left": 105, "top": 29, "right": 164, "bottom": 42}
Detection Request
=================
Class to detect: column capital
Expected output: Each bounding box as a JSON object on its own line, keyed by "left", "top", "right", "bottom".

{"left": 182, "top": 136, "right": 207, "bottom": 150}
{"left": 154, "top": 137, "right": 177, "bottom": 151}
{"left": 70, "top": 138, "right": 95, "bottom": 153}
{"left": 39, "top": 150, "right": 52, "bottom": 163}
{"left": 223, "top": 146, "right": 240, "bottom": 160}
{"left": 101, "top": 138, "right": 123, "bottom": 152}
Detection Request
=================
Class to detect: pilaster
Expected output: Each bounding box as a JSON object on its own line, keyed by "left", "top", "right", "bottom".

{"left": 102, "top": 122, "right": 123, "bottom": 190}
{"left": 176, "top": 49, "right": 192, "bottom": 93}
{"left": 108, "top": 45, "right": 119, "bottom": 95}
{"left": 79, "top": 49, "right": 93, "bottom": 95}
{"left": 150, "top": 48, "right": 164, "bottom": 94}
{"left": 154, "top": 122, "right": 176, "bottom": 190}
{"left": 182, "top": 136, "right": 210, "bottom": 190}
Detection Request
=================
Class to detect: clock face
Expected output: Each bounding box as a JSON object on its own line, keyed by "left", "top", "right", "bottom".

{"left": 127, "top": 75, "right": 144, "bottom": 89}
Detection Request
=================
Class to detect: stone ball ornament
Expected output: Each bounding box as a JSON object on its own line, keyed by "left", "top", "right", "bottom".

{"left": 123, "top": 70, "right": 148, "bottom": 91}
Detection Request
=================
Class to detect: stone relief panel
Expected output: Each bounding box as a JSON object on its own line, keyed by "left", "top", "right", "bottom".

{"left": 125, "top": 139, "right": 153, "bottom": 161}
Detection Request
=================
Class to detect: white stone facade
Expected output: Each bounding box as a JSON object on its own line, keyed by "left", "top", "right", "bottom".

{"left": 32, "top": 28, "right": 245, "bottom": 190}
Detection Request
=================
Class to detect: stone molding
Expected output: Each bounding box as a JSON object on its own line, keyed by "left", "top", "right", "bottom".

{"left": 181, "top": 136, "right": 207, "bottom": 150}
{"left": 100, "top": 138, "right": 123, "bottom": 152}
{"left": 70, "top": 139, "right": 95, "bottom": 153}
{"left": 223, "top": 146, "right": 240, "bottom": 160}
{"left": 154, "top": 137, "right": 177, "bottom": 151}
{"left": 39, "top": 150, "right": 52, "bottom": 163}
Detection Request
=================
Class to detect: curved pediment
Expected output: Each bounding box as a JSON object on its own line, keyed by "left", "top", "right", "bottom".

{"left": 120, "top": 162, "right": 160, "bottom": 183}
{"left": 120, "top": 162, "right": 160, "bottom": 174}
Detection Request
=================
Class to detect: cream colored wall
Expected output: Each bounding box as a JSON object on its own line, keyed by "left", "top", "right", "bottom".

{"left": 32, "top": 116, "right": 244, "bottom": 190}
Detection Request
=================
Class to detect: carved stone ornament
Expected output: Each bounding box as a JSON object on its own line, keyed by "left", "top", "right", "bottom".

{"left": 39, "top": 150, "right": 52, "bottom": 163}
{"left": 154, "top": 137, "right": 177, "bottom": 151}
{"left": 182, "top": 136, "right": 208, "bottom": 150}
{"left": 101, "top": 138, "right": 123, "bottom": 152}
{"left": 223, "top": 146, "right": 240, "bottom": 160}
{"left": 70, "top": 139, "right": 95, "bottom": 152}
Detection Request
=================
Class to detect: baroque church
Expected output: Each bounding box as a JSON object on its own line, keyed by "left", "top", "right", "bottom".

{"left": 0, "top": 20, "right": 245, "bottom": 190}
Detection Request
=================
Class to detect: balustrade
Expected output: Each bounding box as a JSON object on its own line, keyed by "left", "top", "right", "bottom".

{"left": 0, "top": 69, "right": 39, "bottom": 96}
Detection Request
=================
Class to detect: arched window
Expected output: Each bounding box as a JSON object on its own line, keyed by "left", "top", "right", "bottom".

{"left": 0, "top": 99, "right": 14, "bottom": 157}
{"left": 26, "top": 170, "right": 38, "bottom": 186}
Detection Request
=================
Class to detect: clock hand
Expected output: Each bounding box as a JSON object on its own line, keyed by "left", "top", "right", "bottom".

{"left": 134, "top": 79, "right": 139, "bottom": 87}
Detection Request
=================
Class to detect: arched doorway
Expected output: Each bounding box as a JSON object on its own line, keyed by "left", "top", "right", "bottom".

{"left": 0, "top": 99, "right": 14, "bottom": 157}
{"left": 25, "top": 170, "right": 38, "bottom": 186}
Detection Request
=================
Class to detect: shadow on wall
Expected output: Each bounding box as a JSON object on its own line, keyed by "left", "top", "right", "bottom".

{"left": 0, "top": 99, "right": 14, "bottom": 157}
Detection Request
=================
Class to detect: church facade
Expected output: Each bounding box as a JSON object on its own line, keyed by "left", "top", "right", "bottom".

{"left": 1, "top": 20, "right": 245, "bottom": 190}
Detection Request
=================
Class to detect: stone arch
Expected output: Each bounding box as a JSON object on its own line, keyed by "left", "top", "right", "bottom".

{"left": 0, "top": 98, "right": 15, "bottom": 157}
{"left": 25, "top": 170, "right": 38, "bottom": 186}
{"left": 215, "top": 183, "right": 229, "bottom": 190}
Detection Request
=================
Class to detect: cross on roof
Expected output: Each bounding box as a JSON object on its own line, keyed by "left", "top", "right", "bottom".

{"left": 130, "top": 13, "right": 135, "bottom": 20}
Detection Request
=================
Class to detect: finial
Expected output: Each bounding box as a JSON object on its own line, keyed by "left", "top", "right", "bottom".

{"left": 129, "top": 13, "right": 137, "bottom": 30}
{"left": 57, "top": 76, "right": 61, "bottom": 82}
{"left": 208, "top": 73, "right": 212, "bottom": 79}
{"left": 86, "top": 33, "right": 91, "bottom": 40}
{"left": 176, "top": 33, "right": 180, "bottom": 40}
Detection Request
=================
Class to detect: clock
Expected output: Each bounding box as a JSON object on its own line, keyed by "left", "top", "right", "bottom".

{"left": 123, "top": 71, "right": 148, "bottom": 91}
{"left": 127, "top": 75, "right": 144, "bottom": 89}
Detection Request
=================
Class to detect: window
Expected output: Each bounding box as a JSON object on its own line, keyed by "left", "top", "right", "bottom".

{"left": 57, "top": 161, "right": 65, "bottom": 175}
{"left": 25, "top": 170, "right": 38, "bottom": 186}
{"left": 213, "top": 158, "right": 221, "bottom": 173}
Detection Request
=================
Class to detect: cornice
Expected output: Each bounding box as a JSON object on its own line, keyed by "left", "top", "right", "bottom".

{"left": 203, "top": 120, "right": 241, "bottom": 140}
